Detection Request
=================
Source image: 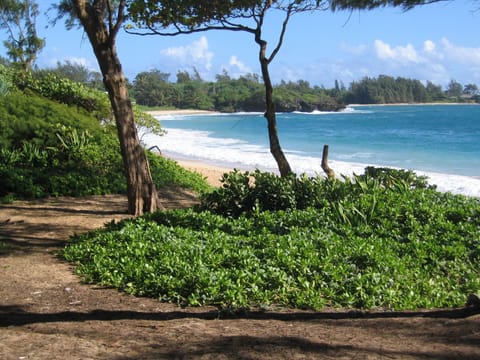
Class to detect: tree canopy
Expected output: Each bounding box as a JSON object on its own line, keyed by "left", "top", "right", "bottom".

{"left": 330, "top": 0, "right": 444, "bottom": 11}
{"left": 0, "top": 0, "right": 44, "bottom": 70}
{"left": 127, "top": 1, "right": 327, "bottom": 34}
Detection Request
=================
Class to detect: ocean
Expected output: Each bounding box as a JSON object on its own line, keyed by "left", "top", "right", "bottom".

{"left": 144, "top": 104, "right": 480, "bottom": 197}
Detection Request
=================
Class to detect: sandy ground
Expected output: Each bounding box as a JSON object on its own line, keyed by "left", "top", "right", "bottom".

{"left": 176, "top": 159, "right": 232, "bottom": 187}
{"left": 1, "top": 161, "right": 480, "bottom": 360}
{"left": 146, "top": 109, "right": 220, "bottom": 117}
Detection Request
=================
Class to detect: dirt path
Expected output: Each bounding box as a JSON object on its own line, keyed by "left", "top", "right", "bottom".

{"left": 1, "top": 191, "right": 479, "bottom": 359}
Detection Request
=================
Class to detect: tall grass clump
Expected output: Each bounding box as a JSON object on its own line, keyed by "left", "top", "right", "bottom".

{"left": 64, "top": 167, "right": 480, "bottom": 312}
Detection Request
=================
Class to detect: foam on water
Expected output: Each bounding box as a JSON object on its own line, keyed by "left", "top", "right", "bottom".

{"left": 292, "top": 107, "right": 363, "bottom": 115}
{"left": 144, "top": 127, "right": 480, "bottom": 197}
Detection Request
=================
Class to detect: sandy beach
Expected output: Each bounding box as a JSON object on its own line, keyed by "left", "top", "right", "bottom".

{"left": 145, "top": 109, "right": 233, "bottom": 187}
{"left": 175, "top": 159, "right": 232, "bottom": 187}
{"left": 146, "top": 109, "right": 220, "bottom": 117}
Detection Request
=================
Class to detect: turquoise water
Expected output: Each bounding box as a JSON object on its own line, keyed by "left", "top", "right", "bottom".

{"left": 146, "top": 105, "right": 480, "bottom": 196}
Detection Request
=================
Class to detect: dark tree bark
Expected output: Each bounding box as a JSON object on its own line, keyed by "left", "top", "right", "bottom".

{"left": 257, "top": 39, "right": 292, "bottom": 177}
{"left": 72, "top": 1, "right": 160, "bottom": 215}
{"left": 254, "top": 6, "right": 293, "bottom": 178}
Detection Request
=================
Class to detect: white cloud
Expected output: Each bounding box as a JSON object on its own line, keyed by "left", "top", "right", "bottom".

{"left": 422, "top": 40, "right": 444, "bottom": 61}
{"left": 218, "top": 55, "right": 254, "bottom": 79}
{"left": 160, "top": 36, "right": 214, "bottom": 70}
{"left": 229, "top": 55, "right": 252, "bottom": 74}
{"left": 42, "top": 56, "right": 98, "bottom": 71}
{"left": 68, "top": 57, "right": 87, "bottom": 65}
{"left": 423, "top": 40, "right": 435, "bottom": 53}
{"left": 440, "top": 38, "right": 480, "bottom": 65}
{"left": 272, "top": 61, "right": 369, "bottom": 88}
{"left": 64, "top": 57, "right": 98, "bottom": 70}
{"left": 276, "top": 38, "right": 480, "bottom": 88}
{"left": 374, "top": 40, "right": 422, "bottom": 64}
{"left": 368, "top": 39, "right": 456, "bottom": 85}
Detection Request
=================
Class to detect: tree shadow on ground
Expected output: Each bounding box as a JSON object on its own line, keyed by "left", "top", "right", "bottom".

{"left": 115, "top": 335, "right": 478, "bottom": 360}
{"left": 1, "top": 305, "right": 478, "bottom": 328}
{"left": 2, "top": 306, "right": 478, "bottom": 359}
{"left": 0, "top": 221, "right": 88, "bottom": 256}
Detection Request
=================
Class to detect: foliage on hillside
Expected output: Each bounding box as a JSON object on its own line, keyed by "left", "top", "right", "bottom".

{"left": 132, "top": 69, "right": 345, "bottom": 112}
{"left": 1, "top": 64, "right": 112, "bottom": 120}
{"left": 32, "top": 62, "right": 479, "bottom": 110}
{"left": 0, "top": 64, "right": 209, "bottom": 200}
{"left": 0, "top": 91, "right": 107, "bottom": 148}
{"left": 64, "top": 168, "right": 480, "bottom": 311}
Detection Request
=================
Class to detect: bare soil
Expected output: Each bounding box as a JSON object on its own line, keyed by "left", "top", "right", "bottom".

{"left": 1, "top": 189, "right": 479, "bottom": 360}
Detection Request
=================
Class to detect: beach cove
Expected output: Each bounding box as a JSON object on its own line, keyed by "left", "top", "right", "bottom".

{"left": 145, "top": 105, "right": 480, "bottom": 197}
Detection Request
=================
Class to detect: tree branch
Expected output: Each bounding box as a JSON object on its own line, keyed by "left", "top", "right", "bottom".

{"left": 73, "top": 1, "right": 88, "bottom": 24}
{"left": 266, "top": 5, "right": 293, "bottom": 64}
{"left": 112, "top": 0, "right": 125, "bottom": 39}
{"left": 125, "top": 20, "right": 255, "bottom": 37}
{"left": 105, "top": 0, "right": 114, "bottom": 39}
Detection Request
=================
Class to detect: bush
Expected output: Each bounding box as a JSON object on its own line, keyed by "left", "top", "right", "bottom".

{"left": 15, "top": 70, "right": 112, "bottom": 121}
{"left": 0, "top": 91, "right": 107, "bottom": 149}
{"left": 0, "top": 64, "right": 201, "bottom": 200}
{"left": 147, "top": 153, "right": 212, "bottom": 194}
{"left": 201, "top": 170, "right": 320, "bottom": 216}
{"left": 0, "top": 64, "right": 13, "bottom": 96}
{"left": 0, "top": 128, "right": 125, "bottom": 198}
{"left": 361, "top": 166, "right": 434, "bottom": 190}
{"left": 201, "top": 167, "right": 433, "bottom": 217}
{"left": 0, "top": 125, "right": 210, "bottom": 199}
{"left": 63, "top": 168, "right": 480, "bottom": 311}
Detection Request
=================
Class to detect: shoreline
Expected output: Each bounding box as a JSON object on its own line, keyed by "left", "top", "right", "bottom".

{"left": 174, "top": 158, "right": 231, "bottom": 187}
{"left": 170, "top": 155, "right": 480, "bottom": 196}
{"left": 145, "top": 109, "right": 220, "bottom": 116}
{"left": 349, "top": 102, "right": 479, "bottom": 107}
{"left": 170, "top": 155, "right": 480, "bottom": 197}
{"left": 144, "top": 103, "right": 479, "bottom": 118}
{"left": 143, "top": 108, "right": 480, "bottom": 196}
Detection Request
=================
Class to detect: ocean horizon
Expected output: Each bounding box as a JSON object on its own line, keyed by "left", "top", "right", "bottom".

{"left": 144, "top": 104, "right": 480, "bottom": 197}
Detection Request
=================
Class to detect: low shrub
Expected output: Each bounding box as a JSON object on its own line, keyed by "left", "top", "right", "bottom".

{"left": 0, "top": 130, "right": 210, "bottom": 199}
{"left": 15, "top": 70, "right": 112, "bottom": 121}
{"left": 200, "top": 167, "right": 433, "bottom": 217}
{"left": 147, "top": 153, "right": 212, "bottom": 194}
{"left": 63, "top": 168, "right": 480, "bottom": 311}
{"left": 0, "top": 128, "right": 124, "bottom": 198}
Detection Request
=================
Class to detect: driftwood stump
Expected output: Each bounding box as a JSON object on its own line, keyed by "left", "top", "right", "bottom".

{"left": 321, "top": 144, "right": 335, "bottom": 179}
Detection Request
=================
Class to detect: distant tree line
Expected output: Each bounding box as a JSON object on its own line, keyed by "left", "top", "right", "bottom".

{"left": 131, "top": 70, "right": 480, "bottom": 110}
{"left": 130, "top": 69, "right": 345, "bottom": 112}
{"left": 344, "top": 75, "right": 479, "bottom": 104}
{"left": 35, "top": 61, "right": 480, "bottom": 110}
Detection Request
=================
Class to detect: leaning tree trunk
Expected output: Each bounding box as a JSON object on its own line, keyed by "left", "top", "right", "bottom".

{"left": 73, "top": 2, "right": 160, "bottom": 215}
{"left": 258, "top": 41, "right": 292, "bottom": 177}
{"left": 100, "top": 54, "right": 160, "bottom": 215}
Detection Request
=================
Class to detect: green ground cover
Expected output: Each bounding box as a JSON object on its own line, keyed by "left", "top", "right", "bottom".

{"left": 63, "top": 169, "right": 480, "bottom": 311}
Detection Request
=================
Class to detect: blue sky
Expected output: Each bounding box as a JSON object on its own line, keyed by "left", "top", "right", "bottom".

{"left": 3, "top": 1, "right": 480, "bottom": 88}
